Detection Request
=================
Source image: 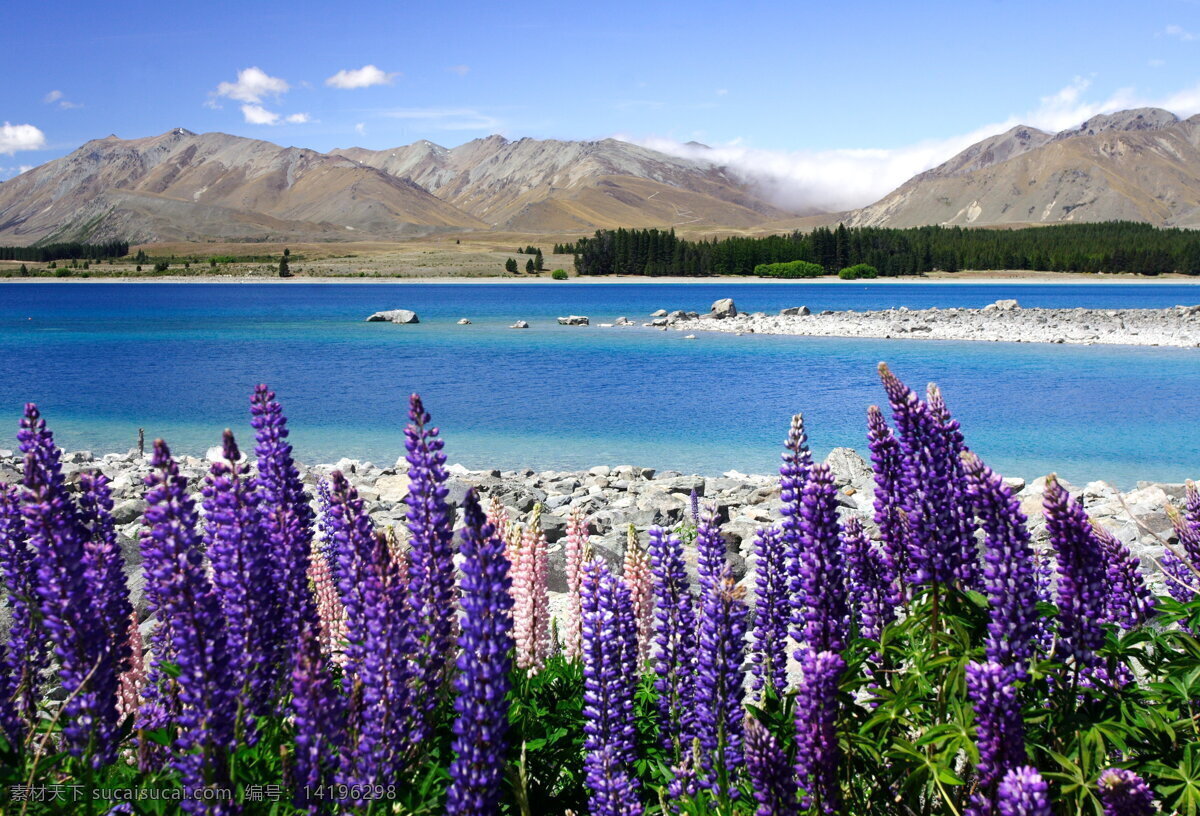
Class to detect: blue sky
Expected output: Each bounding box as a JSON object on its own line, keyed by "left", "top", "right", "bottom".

{"left": 2, "top": 0, "right": 1199, "bottom": 207}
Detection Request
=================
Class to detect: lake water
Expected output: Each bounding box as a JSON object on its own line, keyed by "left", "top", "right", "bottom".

{"left": 0, "top": 281, "right": 1198, "bottom": 488}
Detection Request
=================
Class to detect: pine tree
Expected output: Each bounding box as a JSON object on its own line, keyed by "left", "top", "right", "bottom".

{"left": 534, "top": 248, "right": 545, "bottom": 271}
{"left": 505, "top": 258, "right": 519, "bottom": 273}
{"left": 526, "top": 258, "right": 535, "bottom": 273}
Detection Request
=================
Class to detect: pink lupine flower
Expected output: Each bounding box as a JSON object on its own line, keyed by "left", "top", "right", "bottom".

{"left": 117, "top": 613, "right": 147, "bottom": 722}
{"left": 622, "top": 526, "right": 654, "bottom": 664}
{"left": 487, "top": 496, "right": 511, "bottom": 544}
{"left": 511, "top": 505, "right": 551, "bottom": 674}
{"left": 563, "top": 507, "right": 591, "bottom": 660}
{"left": 309, "top": 547, "right": 348, "bottom": 666}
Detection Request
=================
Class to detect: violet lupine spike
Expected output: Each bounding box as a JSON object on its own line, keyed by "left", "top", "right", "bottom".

{"left": 291, "top": 616, "right": 345, "bottom": 815}
{"left": 1091, "top": 523, "right": 1156, "bottom": 628}
{"left": 780, "top": 413, "right": 813, "bottom": 606}
{"left": 927, "top": 383, "right": 980, "bottom": 588}
{"left": 750, "top": 525, "right": 790, "bottom": 700}
{"left": 203, "top": 429, "right": 273, "bottom": 738}
{"left": 841, "top": 515, "right": 894, "bottom": 644}
{"left": 20, "top": 404, "right": 118, "bottom": 765}
{"left": 250, "top": 384, "right": 317, "bottom": 708}
{"left": 997, "top": 766, "right": 1052, "bottom": 816}
{"left": 1165, "top": 502, "right": 1200, "bottom": 603}
{"left": 794, "top": 649, "right": 844, "bottom": 816}
{"left": 1097, "top": 768, "right": 1157, "bottom": 816}
{"left": 1160, "top": 549, "right": 1198, "bottom": 603}
{"left": 694, "top": 569, "right": 749, "bottom": 797}
{"left": 562, "top": 507, "right": 590, "bottom": 660}
{"left": 792, "top": 465, "right": 848, "bottom": 656}
{"left": 695, "top": 500, "right": 727, "bottom": 593}
{"left": 0, "top": 479, "right": 45, "bottom": 737}
{"left": 965, "top": 661, "right": 1027, "bottom": 816}
{"left": 622, "top": 526, "right": 654, "bottom": 663}
{"left": 648, "top": 526, "right": 697, "bottom": 757}
{"left": 745, "top": 718, "right": 799, "bottom": 816}
{"left": 403, "top": 394, "right": 456, "bottom": 710}
{"left": 878, "top": 364, "right": 976, "bottom": 588}
{"left": 962, "top": 454, "right": 1042, "bottom": 677}
{"left": 446, "top": 490, "right": 514, "bottom": 816}
{"left": 511, "top": 509, "right": 551, "bottom": 674}
{"left": 580, "top": 559, "right": 641, "bottom": 816}
{"left": 313, "top": 476, "right": 336, "bottom": 567}
{"left": 867, "top": 405, "right": 908, "bottom": 598}
{"left": 690, "top": 488, "right": 700, "bottom": 525}
{"left": 139, "top": 439, "right": 237, "bottom": 812}
{"left": 1042, "top": 476, "right": 1107, "bottom": 667}
{"left": 327, "top": 470, "right": 416, "bottom": 788}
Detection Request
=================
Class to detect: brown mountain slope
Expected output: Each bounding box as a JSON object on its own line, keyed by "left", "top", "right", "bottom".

{"left": 847, "top": 108, "right": 1200, "bottom": 228}
{"left": 331, "top": 135, "right": 791, "bottom": 229}
{"left": 0, "top": 129, "right": 485, "bottom": 245}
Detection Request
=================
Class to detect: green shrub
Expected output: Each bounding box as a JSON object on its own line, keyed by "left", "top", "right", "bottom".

{"left": 753, "top": 260, "right": 826, "bottom": 278}
{"left": 53, "top": 268, "right": 70, "bottom": 278}
{"left": 839, "top": 263, "right": 880, "bottom": 280}
{"left": 551, "top": 269, "right": 568, "bottom": 280}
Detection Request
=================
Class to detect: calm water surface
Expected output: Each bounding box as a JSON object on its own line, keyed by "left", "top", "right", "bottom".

{"left": 0, "top": 281, "right": 1197, "bottom": 488}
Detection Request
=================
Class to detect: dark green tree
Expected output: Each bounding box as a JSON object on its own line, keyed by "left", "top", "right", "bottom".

{"left": 505, "top": 258, "right": 519, "bottom": 273}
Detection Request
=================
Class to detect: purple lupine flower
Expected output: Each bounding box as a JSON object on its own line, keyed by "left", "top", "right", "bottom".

{"left": 695, "top": 500, "right": 726, "bottom": 593}
{"left": 0, "top": 479, "right": 46, "bottom": 738}
{"left": 965, "top": 661, "right": 1026, "bottom": 816}
{"left": 780, "top": 414, "right": 813, "bottom": 624}
{"left": 647, "top": 526, "right": 697, "bottom": 756}
{"left": 926, "top": 383, "right": 980, "bottom": 588}
{"left": 1161, "top": 549, "right": 1197, "bottom": 603}
{"left": 1165, "top": 493, "right": 1200, "bottom": 604}
{"left": 1098, "top": 768, "right": 1157, "bottom": 816}
{"left": 404, "top": 394, "right": 457, "bottom": 741}
{"left": 314, "top": 476, "right": 336, "bottom": 566}
{"left": 447, "top": 490, "right": 514, "bottom": 816}
{"left": 745, "top": 718, "right": 799, "bottom": 816}
{"left": 1091, "top": 524, "right": 1156, "bottom": 628}
{"left": 291, "top": 615, "right": 344, "bottom": 814}
{"left": 250, "top": 384, "right": 317, "bottom": 707}
{"left": 580, "top": 559, "right": 641, "bottom": 816}
{"left": 690, "top": 488, "right": 700, "bottom": 525}
{"left": 695, "top": 569, "right": 749, "bottom": 796}
{"left": 202, "top": 430, "right": 272, "bottom": 739}
{"left": 666, "top": 754, "right": 700, "bottom": 815}
{"left": 750, "top": 525, "right": 790, "bottom": 699}
{"left": 76, "top": 469, "right": 133, "bottom": 763}
{"left": 867, "top": 405, "right": 908, "bottom": 598}
{"left": 19, "top": 404, "right": 118, "bottom": 764}
{"left": 327, "top": 470, "right": 416, "bottom": 789}
{"left": 962, "top": 454, "right": 1042, "bottom": 676}
{"left": 997, "top": 766, "right": 1051, "bottom": 816}
{"left": 791, "top": 465, "right": 848, "bottom": 655}
{"left": 1042, "top": 476, "right": 1107, "bottom": 667}
{"left": 794, "top": 649, "right": 844, "bottom": 815}
{"left": 841, "top": 515, "right": 895, "bottom": 643}
{"left": 878, "top": 364, "right": 977, "bottom": 588}
{"left": 140, "top": 439, "right": 237, "bottom": 812}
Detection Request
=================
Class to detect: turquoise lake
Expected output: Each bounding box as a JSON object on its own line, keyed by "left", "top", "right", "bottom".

{"left": 0, "top": 281, "right": 1197, "bottom": 488}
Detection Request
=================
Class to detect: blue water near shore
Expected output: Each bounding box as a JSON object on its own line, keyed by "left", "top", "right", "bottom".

{"left": 0, "top": 281, "right": 1198, "bottom": 488}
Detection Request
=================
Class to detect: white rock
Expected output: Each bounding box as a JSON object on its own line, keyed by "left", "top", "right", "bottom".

{"left": 366, "top": 309, "right": 420, "bottom": 324}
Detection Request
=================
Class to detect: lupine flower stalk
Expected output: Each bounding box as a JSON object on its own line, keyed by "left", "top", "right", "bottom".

{"left": 1042, "top": 476, "right": 1107, "bottom": 667}
{"left": 1163, "top": 498, "right": 1200, "bottom": 603}
{"left": 140, "top": 439, "right": 237, "bottom": 811}
{"left": 926, "top": 383, "right": 980, "bottom": 587}
{"left": 21, "top": 404, "right": 119, "bottom": 764}
{"left": 648, "top": 526, "right": 697, "bottom": 756}
{"left": 867, "top": 405, "right": 908, "bottom": 597}
{"left": 1091, "top": 523, "right": 1156, "bottom": 628}
{"left": 0, "top": 479, "right": 45, "bottom": 737}
{"left": 309, "top": 546, "right": 347, "bottom": 665}
{"left": 1097, "top": 768, "right": 1157, "bottom": 816}
{"left": 485, "top": 496, "right": 510, "bottom": 543}
{"left": 695, "top": 569, "right": 749, "bottom": 795}
{"left": 962, "top": 454, "right": 1043, "bottom": 676}
{"left": 745, "top": 718, "right": 799, "bottom": 816}
{"left": 446, "top": 491, "right": 514, "bottom": 816}
{"left": 695, "top": 500, "right": 727, "bottom": 592}
{"left": 791, "top": 465, "right": 848, "bottom": 655}
{"left": 622, "top": 525, "right": 654, "bottom": 663}
{"left": 291, "top": 616, "right": 345, "bottom": 814}
{"left": 794, "top": 649, "right": 844, "bottom": 815}
{"left": 841, "top": 515, "right": 894, "bottom": 643}
{"left": 511, "top": 505, "right": 551, "bottom": 674}
{"left": 780, "top": 414, "right": 813, "bottom": 627}
{"left": 403, "top": 394, "right": 457, "bottom": 723}
{"left": 750, "top": 525, "right": 790, "bottom": 699}
{"left": 580, "top": 559, "right": 641, "bottom": 816}
{"left": 997, "top": 766, "right": 1052, "bottom": 816}
{"left": 965, "top": 661, "right": 1026, "bottom": 816}
{"left": 116, "top": 613, "right": 146, "bottom": 722}
{"left": 563, "top": 506, "right": 590, "bottom": 660}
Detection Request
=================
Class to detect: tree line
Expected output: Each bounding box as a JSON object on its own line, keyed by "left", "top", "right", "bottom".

{"left": 0, "top": 240, "right": 130, "bottom": 262}
{"left": 565, "top": 223, "right": 1200, "bottom": 277}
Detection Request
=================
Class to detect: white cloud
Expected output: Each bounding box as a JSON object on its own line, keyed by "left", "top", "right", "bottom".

{"left": 715, "top": 88, "right": 728, "bottom": 96}
{"left": 622, "top": 78, "right": 1200, "bottom": 212}
{"left": 381, "top": 107, "right": 501, "bottom": 131}
{"left": 19, "top": 165, "right": 33, "bottom": 173}
{"left": 447, "top": 64, "right": 470, "bottom": 76}
{"left": 285, "top": 112, "right": 312, "bottom": 124}
{"left": 0, "top": 122, "right": 47, "bottom": 155}
{"left": 212, "top": 67, "right": 290, "bottom": 105}
{"left": 1149, "top": 58, "right": 1167, "bottom": 67}
{"left": 1164, "top": 24, "right": 1196, "bottom": 41}
{"left": 325, "top": 64, "right": 399, "bottom": 89}
{"left": 43, "top": 90, "right": 63, "bottom": 104}
{"left": 241, "top": 104, "right": 280, "bottom": 125}
{"left": 355, "top": 122, "right": 366, "bottom": 135}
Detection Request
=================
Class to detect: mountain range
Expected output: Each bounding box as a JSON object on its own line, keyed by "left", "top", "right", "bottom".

{"left": 0, "top": 107, "right": 1198, "bottom": 245}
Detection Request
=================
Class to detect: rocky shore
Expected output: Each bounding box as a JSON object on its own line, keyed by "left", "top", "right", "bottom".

{"left": 645, "top": 298, "right": 1200, "bottom": 347}
{"left": 0, "top": 445, "right": 1186, "bottom": 623}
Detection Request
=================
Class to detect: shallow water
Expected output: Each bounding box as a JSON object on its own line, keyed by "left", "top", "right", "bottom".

{"left": 0, "top": 282, "right": 1197, "bottom": 487}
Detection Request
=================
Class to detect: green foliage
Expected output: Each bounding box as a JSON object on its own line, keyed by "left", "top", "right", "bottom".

{"left": 505, "top": 258, "right": 519, "bottom": 274}
{"left": 551, "top": 269, "right": 568, "bottom": 280}
{"left": 839, "top": 263, "right": 879, "bottom": 280}
{"left": 755, "top": 260, "right": 827, "bottom": 278}
{"left": 0, "top": 240, "right": 129, "bottom": 263}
